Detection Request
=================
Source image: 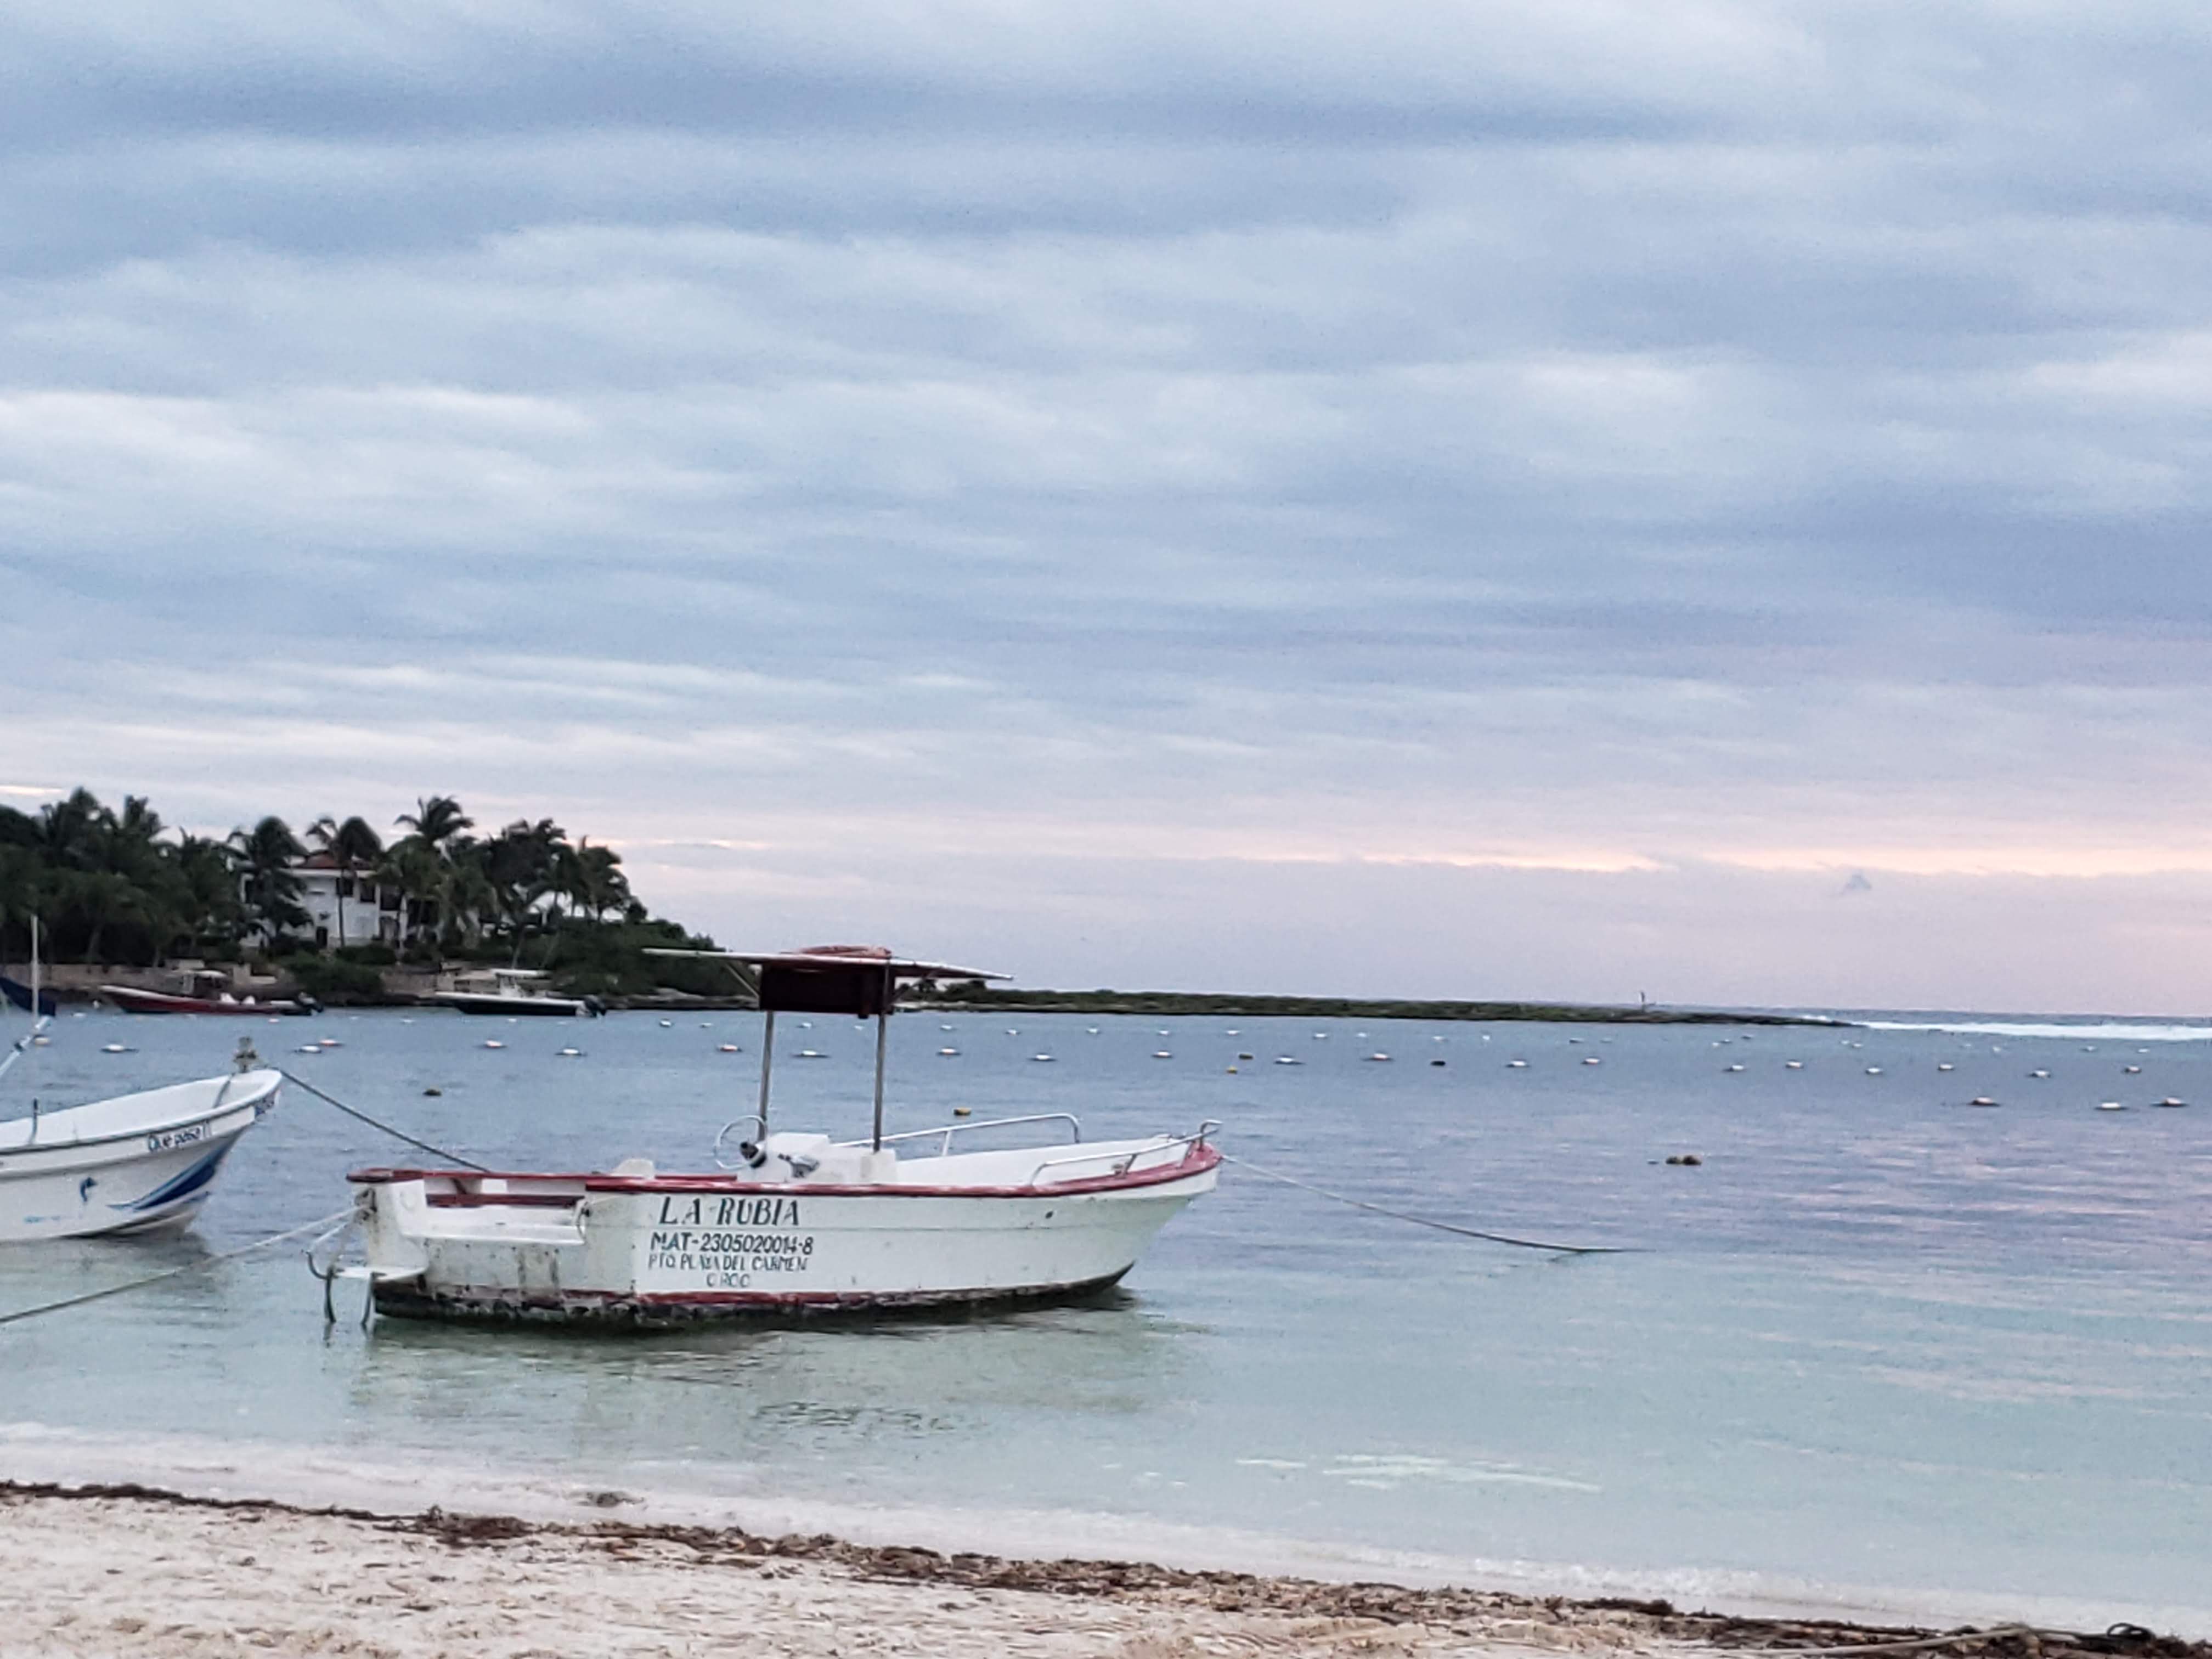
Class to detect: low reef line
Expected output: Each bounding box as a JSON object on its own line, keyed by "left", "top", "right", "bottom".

{"left": 920, "top": 989, "right": 1841, "bottom": 1026}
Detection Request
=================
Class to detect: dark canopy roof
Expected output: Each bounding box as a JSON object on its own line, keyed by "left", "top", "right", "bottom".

{"left": 642, "top": 945, "right": 1006, "bottom": 1017}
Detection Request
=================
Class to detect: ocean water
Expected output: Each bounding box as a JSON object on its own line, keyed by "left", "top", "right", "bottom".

{"left": 3, "top": 1007, "right": 2209, "bottom": 1630}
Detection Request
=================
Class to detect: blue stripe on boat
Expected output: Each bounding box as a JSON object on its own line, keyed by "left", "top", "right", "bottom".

{"left": 110, "top": 1143, "right": 233, "bottom": 1212}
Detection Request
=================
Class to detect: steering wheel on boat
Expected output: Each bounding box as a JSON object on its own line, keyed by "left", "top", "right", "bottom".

{"left": 712, "top": 1114, "right": 768, "bottom": 1170}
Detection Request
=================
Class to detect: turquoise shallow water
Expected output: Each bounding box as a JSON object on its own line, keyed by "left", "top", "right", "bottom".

{"left": 3, "top": 1007, "right": 2209, "bottom": 1628}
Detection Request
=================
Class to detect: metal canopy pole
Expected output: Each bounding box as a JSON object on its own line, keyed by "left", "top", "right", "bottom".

{"left": 757, "top": 1008, "right": 776, "bottom": 1138}
{"left": 27, "top": 915, "right": 41, "bottom": 1136}
{"left": 871, "top": 964, "right": 890, "bottom": 1152}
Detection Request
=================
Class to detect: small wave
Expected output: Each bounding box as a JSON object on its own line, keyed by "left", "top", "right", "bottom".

{"left": 1860, "top": 1020, "right": 2212, "bottom": 1043}
{"left": 1321, "top": 1452, "right": 1601, "bottom": 1493}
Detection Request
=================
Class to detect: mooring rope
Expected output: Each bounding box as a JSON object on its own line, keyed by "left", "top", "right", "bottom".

{"left": 278, "top": 1069, "right": 488, "bottom": 1171}
{"left": 1, "top": 1071, "right": 472, "bottom": 1329}
{"left": 1221, "top": 1154, "right": 1630, "bottom": 1254}
{"left": 0, "top": 1207, "right": 354, "bottom": 1327}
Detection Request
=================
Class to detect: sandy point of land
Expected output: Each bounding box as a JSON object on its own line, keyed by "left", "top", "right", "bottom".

{"left": 4, "top": 1482, "right": 2206, "bottom": 1659}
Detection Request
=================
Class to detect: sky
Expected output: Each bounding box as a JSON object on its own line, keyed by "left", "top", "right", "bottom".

{"left": 4, "top": 2, "right": 2211, "bottom": 1013}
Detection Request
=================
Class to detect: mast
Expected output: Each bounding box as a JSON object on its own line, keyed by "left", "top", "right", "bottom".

{"left": 757, "top": 1008, "right": 776, "bottom": 1140}
{"left": 27, "top": 914, "right": 40, "bottom": 1135}
{"left": 871, "top": 961, "right": 890, "bottom": 1153}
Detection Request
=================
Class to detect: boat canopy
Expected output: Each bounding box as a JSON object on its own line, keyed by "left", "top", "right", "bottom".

{"left": 643, "top": 946, "right": 1005, "bottom": 1017}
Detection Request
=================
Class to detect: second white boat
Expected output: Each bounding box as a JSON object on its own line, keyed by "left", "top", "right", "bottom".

{"left": 2, "top": 1067, "right": 282, "bottom": 1242}
{"left": 3, "top": 924, "right": 281, "bottom": 1243}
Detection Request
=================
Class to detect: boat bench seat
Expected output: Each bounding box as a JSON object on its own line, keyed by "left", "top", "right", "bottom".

{"left": 423, "top": 1210, "right": 585, "bottom": 1245}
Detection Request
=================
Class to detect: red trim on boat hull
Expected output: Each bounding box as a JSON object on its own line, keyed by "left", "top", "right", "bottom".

{"left": 351, "top": 1142, "right": 1220, "bottom": 1200}
{"left": 101, "top": 986, "right": 311, "bottom": 1015}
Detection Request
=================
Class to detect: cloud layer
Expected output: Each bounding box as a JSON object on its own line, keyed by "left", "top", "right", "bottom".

{"left": 5, "top": 2, "right": 2211, "bottom": 1009}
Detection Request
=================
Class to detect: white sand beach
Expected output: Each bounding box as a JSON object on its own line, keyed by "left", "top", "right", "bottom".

{"left": 0, "top": 1482, "right": 1663, "bottom": 1658}
{"left": 9, "top": 1479, "right": 2197, "bottom": 1659}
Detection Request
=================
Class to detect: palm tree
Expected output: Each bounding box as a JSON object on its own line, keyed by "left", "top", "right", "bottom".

{"left": 173, "top": 833, "right": 244, "bottom": 955}
{"left": 229, "top": 816, "right": 309, "bottom": 944}
{"left": 597, "top": 849, "right": 631, "bottom": 921}
{"left": 391, "top": 797, "right": 479, "bottom": 951}
{"left": 332, "top": 815, "right": 385, "bottom": 946}
{"left": 70, "top": 870, "right": 146, "bottom": 967}
{"left": 443, "top": 842, "right": 497, "bottom": 953}
{"left": 376, "top": 839, "right": 446, "bottom": 957}
{"left": 38, "top": 788, "right": 111, "bottom": 872}
{"left": 308, "top": 814, "right": 386, "bottom": 949}
{"left": 394, "top": 795, "right": 472, "bottom": 853}
{"left": 481, "top": 820, "right": 563, "bottom": 963}
{"left": 563, "top": 838, "right": 630, "bottom": 922}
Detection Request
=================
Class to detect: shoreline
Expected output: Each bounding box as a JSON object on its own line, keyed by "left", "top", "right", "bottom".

{"left": 6, "top": 1477, "right": 2203, "bottom": 1659}
{"left": 15, "top": 969, "right": 1843, "bottom": 1024}
{"left": 3, "top": 1424, "right": 2208, "bottom": 1650}
{"left": 913, "top": 995, "right": 1839, "bottom": 1026}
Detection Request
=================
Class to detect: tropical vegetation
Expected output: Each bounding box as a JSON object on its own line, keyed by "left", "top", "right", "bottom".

{"left": 0, "top": 789, "right": 716, "bottom": 998}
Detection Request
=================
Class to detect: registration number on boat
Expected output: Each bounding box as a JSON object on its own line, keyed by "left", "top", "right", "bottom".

{"left": 145, "top": 1124, "right": 208, "bottom": 1153}
{"left": 647, "top": 1228, "right": 816, "bottom": 1283}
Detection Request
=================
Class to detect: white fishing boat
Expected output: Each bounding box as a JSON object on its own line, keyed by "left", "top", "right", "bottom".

{"left": 432, "top": 967, "right": 602, "bottom": 1018}
{"left": 2, "top": 924, "right": 281, "bottom": 1242}
{"left": 1, "top": 1068, "right": 283, "bottom": 1242}
{"left": 342, "top": 946, "right": 1219, "bottom": 1325}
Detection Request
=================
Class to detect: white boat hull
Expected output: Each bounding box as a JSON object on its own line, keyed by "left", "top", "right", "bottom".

{"left": 349, "top": 1132, "right": 1218, "bottom": 1325}
{"left": 0, "top": 1070, "right": 281, "bottom": 1243}
{"left": 434, "top": 991, "right": 595, "bottom": 1018}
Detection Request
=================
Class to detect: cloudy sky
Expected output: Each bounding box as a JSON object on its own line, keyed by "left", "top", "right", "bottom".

{"left": 4, "top": 2, "right": 2210, "bottom": 1012}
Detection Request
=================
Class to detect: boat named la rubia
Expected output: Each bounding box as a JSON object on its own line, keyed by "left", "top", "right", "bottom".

{"left": 341, "top": 946, "right": 1218, "bottom": 1325}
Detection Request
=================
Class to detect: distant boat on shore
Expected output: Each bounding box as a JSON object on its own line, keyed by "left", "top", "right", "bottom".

{"left": 433, "top": 968, "right": 602, "bottom": 1019}
{"left": 1, "top": 974, "right": 58, "bottom": 1018}
{"left": 103, "top": 968, "right": 318, "bottom": 1016}
{"left": 103, "top": 984, "right": 317, "bottom": 1016}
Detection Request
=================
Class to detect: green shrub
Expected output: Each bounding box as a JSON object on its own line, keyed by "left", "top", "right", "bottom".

{"left": 286, "top": 955, "right": 386, "bottom": 1003}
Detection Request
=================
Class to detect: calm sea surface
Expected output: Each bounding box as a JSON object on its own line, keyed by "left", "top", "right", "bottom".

{"left": 3, "top": 1007, "right": 2210, "bottom": 1629}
